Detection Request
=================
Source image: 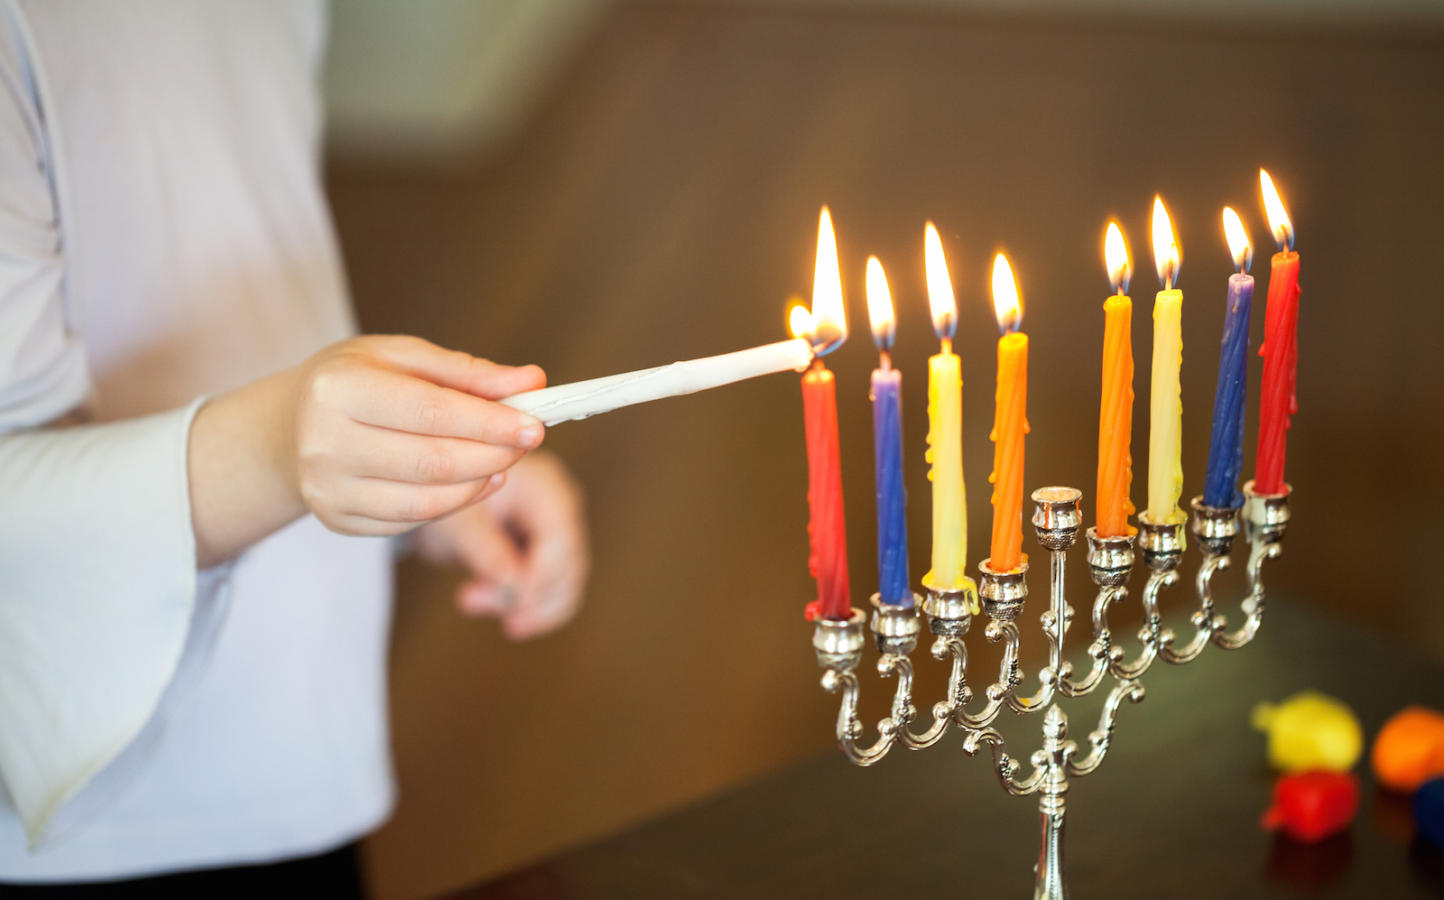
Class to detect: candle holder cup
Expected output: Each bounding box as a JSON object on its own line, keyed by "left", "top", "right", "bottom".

{"left": 809, "top": 482, "right": 1290, "bottom": 899}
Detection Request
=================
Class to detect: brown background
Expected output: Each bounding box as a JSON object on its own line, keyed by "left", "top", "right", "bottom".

{"left": 325, "top": 2, "right": 1444, "bottom": 897}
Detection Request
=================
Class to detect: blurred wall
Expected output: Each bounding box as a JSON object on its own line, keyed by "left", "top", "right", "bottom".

{"left": 325, "top": 2, "right": 1444, "bottom": 897}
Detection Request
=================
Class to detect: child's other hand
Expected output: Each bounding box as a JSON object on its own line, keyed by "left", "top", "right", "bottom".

{"left": 289, "top": 335, "right": 546, "bottom": 536}
{"left": 413, "top": 451, "right": 589, "bottom": 641}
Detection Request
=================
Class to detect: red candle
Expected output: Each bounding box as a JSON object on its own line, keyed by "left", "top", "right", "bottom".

{"left": 1254, "top": 170, "right": 1300, "bottom": 495}
{"left": 798, "top": 207, "right": 851, "bottom": 620}
{"left": 802, "top": 359, "right": 851, "bottom": 620}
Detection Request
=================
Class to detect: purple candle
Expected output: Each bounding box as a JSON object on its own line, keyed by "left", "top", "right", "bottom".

{"left": 1202, "top": 207, "right": 1254, "bottom": 508}
{"left": 866, "top": 257, "right": 911, "bottom": 605}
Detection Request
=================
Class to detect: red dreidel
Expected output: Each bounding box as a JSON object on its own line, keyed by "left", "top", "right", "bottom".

{"left": 1262, "top": 771, "right": 1359, "bottom": 843}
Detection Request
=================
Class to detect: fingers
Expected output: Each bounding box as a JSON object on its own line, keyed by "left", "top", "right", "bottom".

{"left": 337, "top": 366, "right": 545, "bottom": 449}
{"left": 373, "top": 335, "right": 546, "bottom": 400}
{"left": 333, "top": 475, "right": 499, "bottom": 525}
{"left": 323, "top": 474, "right": 506, "bottom": 538}
{"left": 489, "top": 455, "right": 591, "bottom": 641}
{"left": 501, "top": 526, "right": 590, "bottom": 641}
{"left": 337, "top": 426, "right": 525, "bottom": 485}
{"left": 447, "top": 513, "right": 526, "bottom": 616}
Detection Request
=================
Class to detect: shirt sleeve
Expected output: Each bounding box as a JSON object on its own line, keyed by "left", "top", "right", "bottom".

{"left": 0, "top": 10, "right": 223, "bottom": 846}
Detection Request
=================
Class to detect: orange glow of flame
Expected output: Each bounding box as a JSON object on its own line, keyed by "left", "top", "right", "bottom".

{"left": 1104, "top": 221, "right": 1132, "bottom": 295}
{"left": 809, "top": 206, "right": 847, "bottom": 354}
{"left": 1151, "top": 195, "right": 1181, "bottom": 289}
{"left": 865, "top": 256, "right": 896, "bottom": 351}
{"left": 923, "top": 221, "right": 957, "bottom": 340}
{"left": 991, "top": 252, "right": 1022, "bottom": 334}
{"left": 1222, "top": 206, "right": 1253, "bottom": 273}
{"left": 789, "top": 301, "right": 813, "bottom": 340}
{"left": 1259, "top": 169, "right": 1294, "bottom": 251}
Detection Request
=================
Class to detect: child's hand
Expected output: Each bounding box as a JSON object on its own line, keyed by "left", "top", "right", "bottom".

{"left": 414, "top": 450, "right": 589, "bottom": 641}
{"left": 288, "top": 335, "right": 546, "bottom": 536}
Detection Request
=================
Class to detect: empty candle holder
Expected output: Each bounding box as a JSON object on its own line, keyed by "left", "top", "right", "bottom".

{"left": 811, "top": 482, "right": 1290, "bottom": 899}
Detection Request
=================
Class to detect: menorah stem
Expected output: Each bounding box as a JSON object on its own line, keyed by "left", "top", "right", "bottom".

{"left": 1034, "top": 793, "right": 1067, "bottom": 900}
{"left": 1049, "top": 547, "right": 1067, "bottom": 670}
{"left": 1033, "top": 704, "right": 1071, "bottom": 900}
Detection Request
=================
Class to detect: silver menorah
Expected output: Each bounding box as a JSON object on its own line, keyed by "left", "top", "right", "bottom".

{"left": 810, "top": 481, "right": 1292, "bottom": 899}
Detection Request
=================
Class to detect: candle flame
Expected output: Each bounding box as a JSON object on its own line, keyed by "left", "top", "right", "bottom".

{"left": 1151, "top": 195, "right": 1181, "bottom": 289}
{"left": 1104, "top": 221, "right": 1132, "bottom": 295}
{"left": 923, "top": 221, "right": 958, "bottom": 340}
{"left": 865, "top": 256, "right": 896, "bottom": 351}
{"left": 789, "top": 302, "right": 813, "bottom": 340}
{"left": 991, "top": 252, "right": 1022, "bottom": 334}
{"left": 1259, "top": 169, "right": 1294, "bottom": 251}
{"left": 809, "top": 206, "right": 847, "bottom": 354}
{"left": 1222, "top": 206, "right": 1253, "bottom": 273}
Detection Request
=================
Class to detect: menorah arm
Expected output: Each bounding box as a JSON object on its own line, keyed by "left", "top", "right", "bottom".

{"left": 821, "top": 666, "right": 901, "bottom": 766}
{"left": 961, "top": 727, "right": 1048, "bottom": 796}
{"left": 956, "top": 619, "right": 1024, "bottom": 730}
{"left": 1108, "top": 567, "right": 1171, "bottom": 679}
{"left": 1212, "top": 536, "right": 1278, "bottom": 650}
{"left": 1057, "top": 583, "right": 1124, "bottom": 697}
{"left": 1158, "top": 551, "right": 1229, "bottom": 663}
{"left": 1065, "top": 678, "right": 1147, "bottom": 777}
{"left": 897, "top": 633, "right": 969, "bottom": 750}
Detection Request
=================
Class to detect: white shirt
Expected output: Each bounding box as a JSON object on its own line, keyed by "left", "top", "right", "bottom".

{"left": 0, "top": 0, "right": 394, "bottom": 880}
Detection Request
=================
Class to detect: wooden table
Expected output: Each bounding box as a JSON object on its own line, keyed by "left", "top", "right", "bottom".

{"left": 450, "top": 602, "right": 1444, "bottom": 898}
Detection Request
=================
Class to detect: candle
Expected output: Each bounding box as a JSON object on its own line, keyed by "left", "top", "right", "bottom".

{"left": 1202, "top": 207, "right": 1255, "bottom": 509}
{"left": 1254, "top": 169, "right": 1300, "bottom": 496}
{"left": 799, "top": 207, "right": 852, "bottom": 621}
{"left": 865, "top": 257, "right": 910, "bottom": 606}
{"left": 503, "top": 340, "right": 813, "bottom": 425}
{"left": 922, "top": 223, "right": 969, "bottom": 592}
{"left": 1096, "top": 222, "right": 1136, "bottom": 537}
{"left": 988, "top": 253, "right": 1028, "bottom": 573}
{"left": 1146, "top": 196, "right": 1186, "bottom": 526}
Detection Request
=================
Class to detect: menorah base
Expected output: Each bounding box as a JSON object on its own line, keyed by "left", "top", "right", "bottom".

{"left": 812, "top": 483, "right": 1289, "bottom": 898}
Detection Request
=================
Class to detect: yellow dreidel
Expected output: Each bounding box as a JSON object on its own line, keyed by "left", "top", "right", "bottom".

{"left": 1252, "top": 690, "right": 1363, "bottom": 773}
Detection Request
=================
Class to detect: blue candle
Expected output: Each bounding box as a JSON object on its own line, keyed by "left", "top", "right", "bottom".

{"left": 866, "top": 257, "right": 911, "bottom": 605}
{"left": 1202, "top": 208, "right": 1255, "bottom": 509}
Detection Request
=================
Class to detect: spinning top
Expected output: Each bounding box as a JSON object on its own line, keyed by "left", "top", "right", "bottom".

{"left": 1252, "top": 690, "right": 1363, "bottom": 773}
{"left": 1261, "top": 771, "right": 1359, "bottom": 843}
{"left": 1373, "top": 706, "right": 1444, "bottom": 793}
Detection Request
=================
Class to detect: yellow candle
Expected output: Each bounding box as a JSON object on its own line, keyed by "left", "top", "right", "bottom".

{"left": 922, "top": 223, "right": 968, "bottom": 590}
{"left": 1146, "top": 196, "right": 1185, "bottom": 525}
{"left": 989, "top": 253, "right": 1028, "bottom": 573}
{"left": 926, "top": 345, "right": 965, "bottom": 588}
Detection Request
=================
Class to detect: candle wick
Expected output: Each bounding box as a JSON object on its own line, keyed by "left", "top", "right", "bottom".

{"left": 940, "top": 337, "right": 952, "bottom": 356}
{"left": 811, "top": 358, "right": 825, "bottom": 373}
{"left": 880, "top": 350, "right": 892, "bottom": 371}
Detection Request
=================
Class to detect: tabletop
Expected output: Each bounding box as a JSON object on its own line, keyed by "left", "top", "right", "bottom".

{"left": 449, "top": 601, "right": 1444, "bottom": 899}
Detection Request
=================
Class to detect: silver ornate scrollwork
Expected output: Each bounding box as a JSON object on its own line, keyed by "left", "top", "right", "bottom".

{"left": 811, "top": 482, "right": 1290, "bottom": 899}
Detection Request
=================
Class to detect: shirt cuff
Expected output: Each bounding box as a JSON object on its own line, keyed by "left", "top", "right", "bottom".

{"left": 0, "top": 398, "right": 220, "bottom": 844}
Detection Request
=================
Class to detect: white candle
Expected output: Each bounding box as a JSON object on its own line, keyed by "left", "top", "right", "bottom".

{"left": 502, "top": 338, "right": 814, "bottom": 425}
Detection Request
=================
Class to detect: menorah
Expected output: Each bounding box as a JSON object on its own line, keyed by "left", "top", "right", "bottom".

{"left": 810, "top": 480, "right": 1291, "bottom": 900}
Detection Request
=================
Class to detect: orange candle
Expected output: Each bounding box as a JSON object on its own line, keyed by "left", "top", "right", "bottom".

{"left": 1096, "top": 222, "right": 1135, "bottom": 537}
{"left": 988, "top": 253, "right": 1028, "bottom": 572}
